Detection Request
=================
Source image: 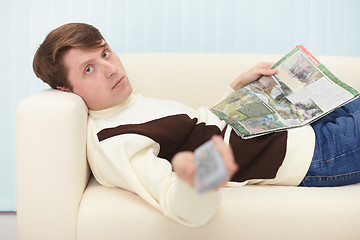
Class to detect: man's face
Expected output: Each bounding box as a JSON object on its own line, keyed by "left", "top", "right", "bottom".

{"left": 62, "top": 42, "right": 132, "bottom": 110}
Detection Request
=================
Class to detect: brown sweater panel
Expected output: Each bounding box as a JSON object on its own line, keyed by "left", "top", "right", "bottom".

{"left": 97, "top": 114, "right": 287, "bottom": 183}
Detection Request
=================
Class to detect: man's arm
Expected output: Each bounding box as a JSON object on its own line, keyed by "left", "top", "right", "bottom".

{"left": 230, "top": 62, "right": 278, "bottom": 90}
{"left": 88, "top": 130, "right": 228, "bottom": 226}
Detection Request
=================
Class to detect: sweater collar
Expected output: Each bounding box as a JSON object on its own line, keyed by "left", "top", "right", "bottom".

{"left": 89, "top": 93, "right": 138, "bottom": 119}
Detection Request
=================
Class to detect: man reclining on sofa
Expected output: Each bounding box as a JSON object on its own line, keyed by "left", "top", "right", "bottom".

{"left": 32, "top": 22, "right": 360, "bottom": 227}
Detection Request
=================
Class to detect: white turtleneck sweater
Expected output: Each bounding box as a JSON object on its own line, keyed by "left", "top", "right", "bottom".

{"left": 87, "top": 93, "right": 315, "bottom": 227}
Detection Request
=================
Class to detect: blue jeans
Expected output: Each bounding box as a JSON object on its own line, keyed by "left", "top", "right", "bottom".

{"left": 298, "top": 97, "right": 360, "bottom": 187}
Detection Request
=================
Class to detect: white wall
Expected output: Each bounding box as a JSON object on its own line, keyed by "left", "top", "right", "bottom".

{"left": 1, "top": 0, "right": 360, "bottom": 211}
{"left": 0, "top": 212, "right": 17, "bottom": 240}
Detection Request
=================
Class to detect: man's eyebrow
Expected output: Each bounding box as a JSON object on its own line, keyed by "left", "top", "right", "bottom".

{"left": 78, "top": 44, "right": 109, "bottom": 71}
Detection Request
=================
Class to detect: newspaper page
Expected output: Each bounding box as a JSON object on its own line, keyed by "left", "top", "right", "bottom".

{"left": 211, "top": 45, "right": 359, "bottom": 139}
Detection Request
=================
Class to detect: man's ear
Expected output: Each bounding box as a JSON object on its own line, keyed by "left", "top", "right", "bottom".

{"left": 57, "top": 86, "right": 72, "bottom": 93}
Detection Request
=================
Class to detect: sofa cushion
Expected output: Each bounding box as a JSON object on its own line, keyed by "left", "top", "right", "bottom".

{"left": 77, "top": 177, "right": 360, "bottom": 240}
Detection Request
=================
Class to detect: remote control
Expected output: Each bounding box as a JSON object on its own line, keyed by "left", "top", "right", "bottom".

{"left": 194, "top": 140, "right": 228, "bottom": 193}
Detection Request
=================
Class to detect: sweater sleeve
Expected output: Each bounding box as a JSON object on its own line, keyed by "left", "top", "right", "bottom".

{"left": 87, "top": 125, "right": 221, "bottom": 227}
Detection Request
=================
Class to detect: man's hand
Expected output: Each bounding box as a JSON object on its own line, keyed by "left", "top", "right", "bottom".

{"left": 230, "top": 62, "right": 278, "bottom": 90}
{"left": 171, "top": 136, "right": 238, "bottom": 189}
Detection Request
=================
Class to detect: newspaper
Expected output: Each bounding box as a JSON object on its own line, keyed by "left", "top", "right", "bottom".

{"left": 211, "top": 45, "right": 359, "bottom": 139}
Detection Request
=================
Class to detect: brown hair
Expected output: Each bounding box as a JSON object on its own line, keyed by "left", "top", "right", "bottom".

{"left": 33, "top": 23, "right": 105, "bottom": 90}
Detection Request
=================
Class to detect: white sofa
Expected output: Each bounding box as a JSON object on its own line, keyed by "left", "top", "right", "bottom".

{"left": 17, "top": 53, "right": 360, "bottom": 240}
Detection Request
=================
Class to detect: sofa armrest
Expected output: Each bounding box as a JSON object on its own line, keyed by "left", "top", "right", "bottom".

{"left": 16, "top": 89, "right": 90, "bottom": 240}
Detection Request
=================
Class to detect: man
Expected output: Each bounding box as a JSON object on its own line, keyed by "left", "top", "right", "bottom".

{"left": 33, "top": 23, "right": 360, "bottom": 226}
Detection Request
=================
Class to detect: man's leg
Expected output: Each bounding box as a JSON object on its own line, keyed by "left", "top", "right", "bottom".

{"left": 299, "top": 98, "right": 360, "bottom": 187}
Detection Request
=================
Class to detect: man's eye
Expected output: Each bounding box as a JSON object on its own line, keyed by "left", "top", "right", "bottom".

{"left": 103, "top": 51, "right": 110, "bottom": 58}
{"left": 85, "top": 66, "right": 94, "bottom": 74}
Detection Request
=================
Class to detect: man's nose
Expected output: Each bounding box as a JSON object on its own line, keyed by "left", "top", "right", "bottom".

{"left": 102, "top": 60, "right": 117, "bottom": 78}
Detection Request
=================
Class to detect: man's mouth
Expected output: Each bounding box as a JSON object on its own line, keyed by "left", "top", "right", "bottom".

{"left": 112, "top": 76, "right": 124, "bottom": 89}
